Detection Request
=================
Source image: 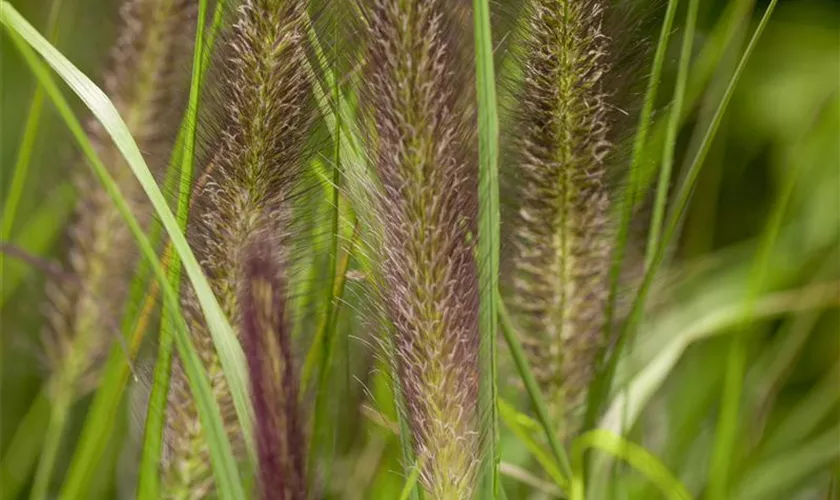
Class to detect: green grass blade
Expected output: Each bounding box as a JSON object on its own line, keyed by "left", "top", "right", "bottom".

{"left": 30, "top": 372, "right": 73, "bottom": 500}
{"left": 1, "top": 84, "right": 43, "bottom": 240}
{"left": 637, "top": 0, "right": 780, "bottom": 327}
{"left": 585, "top": 0, "right": 681, "bottom": 432}
{"left": 634, "top": 0, "right": 757, "bottom": 200}
{"left": 706, "top": 43, "right": 813, "bottom": 494}
{"left": 300, "top": 15, "right": 344, "bottom": 392}
{"left": 608, "top": 1, "right": 699, "bottom": 485}
{"left": 0, "top": 2, "right": 255, "bottom": 468}
{"left": 137, "top": 0, "right": 233, "bottom": 495}
{"left": 305, "top": 45, "right": 345, "bottom": 487}
{"left": 601, "top": 96, "right": 839, "bottom": 443}
{"left": 473, "top": 0, "right": 500, "bottom": 495}
{"left": 0, "top": 11, "right": 246, "bottom": 498}
{"left": 303, "top": 14, "right": 421, "bottom": 498}
{"left": 138, "top": 305, "right": 175, "bottom": 498}
{"left": 758, "top": 363, "right": 840, "bottom": 457}
{"left": 0, "top": 0, "right": 64, "bottom": 241}
{"left": 500, "top": 462, "right": 565, "bottom": 498}
{"left": 303, "top": 14, "right": 418, "bottom": 497}
{"left": 645, "top": 0, "right": 699, "bottom": 269}
{"left": 498, "top": 296, "right": 572, "bottom": 483}
{"left": 62, "top": 8, "right": 231, "bottom": 493}
{"left": 138, "top": 249, "right": 184, "bottom": 499}
{"left": 599, "top": 280, "right": 839, "bottom": 436}
{"left": 173, "top": 0, "right": 208, "bottom": 216}
{"left": 608, "top": 0, "right": 680, "bottom": 309}
{"left": 312, "top": 70, "right": 342, "bottom": 399}
{"left": 60, "top": 278, "right": 157, "bottom": 498}
{"left": 2, "top": 87, "right": 44, "bottom": 238}
{"left": 303, "top": 13, "right": 366, "bottom": 182}
{"left": 587, "top": 0, "right": 779, "bottom": 434}
{"left": 399, "top": 458, "right": 427, "bottom": 500}
{"left": 63, "top": 122, "right": 175, "bottom": 500}
{"left": 18, "top": 8, "right": 94, "bottom": 493}
{"left": 297, "top": 19, "right": 366, "bottom": 490}
{"left": 497, "top": 399, "right": 567, "bottom": 490}
{"left": 570, "top": 430, "right": 691, "bottom": 500}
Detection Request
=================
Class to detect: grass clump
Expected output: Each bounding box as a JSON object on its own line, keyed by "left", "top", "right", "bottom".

{"left": 2, "top": 0, "right": 837, "bottom": 499}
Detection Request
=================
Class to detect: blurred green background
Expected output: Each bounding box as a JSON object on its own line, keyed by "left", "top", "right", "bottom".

{"left": 1, "top": 0, "right": 838, "bottom": 498}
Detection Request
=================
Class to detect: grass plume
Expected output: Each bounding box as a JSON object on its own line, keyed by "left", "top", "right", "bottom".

{"left": 43, "top": 0, "right": 195, "bottom": 395}
{"left": 31, "top": 0, "right": 195, "bottom": 497}
{"left": 510, "top": 0, "right": 613, "bottom": 437}
{"left": 163, "top": 0, "right": 312, "bottom": 495}
{"left": 240, "top": 241, "right": 306, "bottom": 500}
{"left": 356, "top": 0, "right": 481, "bottom": 496}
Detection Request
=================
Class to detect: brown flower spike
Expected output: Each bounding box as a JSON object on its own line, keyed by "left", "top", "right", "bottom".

{"left": 357, "top": 0, "right": 481, "bottom": 497}
{"left": 240, "top": 241, "right": 306, "bottom": 500}
{"left": 163, "top": 0, "right": 312, "bottom": 496}
{"left": 511, "top": 0, "right": 613, "bottom": 437}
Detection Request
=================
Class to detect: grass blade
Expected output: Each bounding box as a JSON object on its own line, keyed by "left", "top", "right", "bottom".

{"left": 634, "top": 0, "right": 757, "bottom": 202}
{"left": 588, "top": 0, "right": 779, "bottom": 435}
{"left": 30, "top": 366, "right": 72, "bottom": 499}
{"left": 570, "top": 430, "right": 691, "bottom": 500}
{"left": 473, "top": 0, "right": 500, "bottom": 495}
{"left": 634, "top": 0, "right": 780, "bottom": 335}
{"left": 306, "top": 145, "right": 348, "bottom": 489}
{"left": 599, "top": 281, "right": 840, "bottom": 436}
{"left": 60, "top": 269, "right": 161, "bottom": 498}
{"left": 759, "top": 363, "right": 840, "bottom": 457}
{"left": 136, "top": 0, "right": 228, "bottom": 495}
{"left": 498, "top": 296, "right": 572, "bottom": 483}
{"left": 0, "top": 391, "right": 50, "bottom": 499}
{"left": 0, "top": 0, "right": 64, "bottom": 241}
{"left": 585, "top": 0, "right": 681, "bottom": 432}
{"left": 646, "top": 0, "right": 700, "bottom": 269}
{"left": 399, "top": 457, "right": 427, "bottom": 500}
{"left": 63, "top": 4, "right": 231, "bottom": 495}
{"left": 734, "top": 426, "right": 840, "bottom": 499}
{"left": 706, "top": 33, "right": 808, "bottom": 492}
{"left": 0, "top": 83, "right": 43, "bottom": 240}
{"left": 497, "top": 399, "right": 567, "bottom": 490}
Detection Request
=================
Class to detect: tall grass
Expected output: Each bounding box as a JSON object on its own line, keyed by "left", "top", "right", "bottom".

{"left": 1, "top": 0, "right": 837, "bottom": 498}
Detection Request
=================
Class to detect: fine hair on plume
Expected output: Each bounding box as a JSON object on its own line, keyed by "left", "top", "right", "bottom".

{"left": 162, "top": 0, "right": 315, "bottom": 496}
{"left": 505, "top": 0, "right": 615, "bottom": 439}
{"left": 346, "top": 0, "right": 482, "bottom": 497}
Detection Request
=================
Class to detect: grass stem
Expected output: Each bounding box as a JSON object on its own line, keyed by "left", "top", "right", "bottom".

{"left": 498, "top": 296, "right": 572, "bottom": 484}
{"left": 474, "top": 0, "right": 501, "bottom": 495}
